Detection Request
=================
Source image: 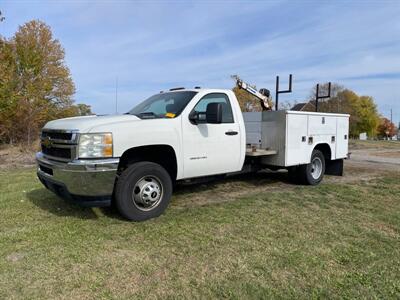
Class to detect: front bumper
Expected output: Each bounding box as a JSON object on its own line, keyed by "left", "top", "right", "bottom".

{"left": 36, "top": 152, "right": 119, "bottom": 207}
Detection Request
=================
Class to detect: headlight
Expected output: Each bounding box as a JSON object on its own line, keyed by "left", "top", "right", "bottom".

{"left": 78, "top": 133, "right": 113, "bottom": 158}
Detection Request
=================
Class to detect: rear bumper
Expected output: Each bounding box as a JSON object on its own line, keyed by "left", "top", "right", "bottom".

{"left": 36, "top": 152, "right": 119, "bottom": 207}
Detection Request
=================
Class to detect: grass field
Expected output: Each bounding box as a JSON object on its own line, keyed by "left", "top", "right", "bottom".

{"left": 1, "top": 141, "right": 400, "bottom": 298}
{"left": 349, "top": 139, "right": 399, "bottom": 150}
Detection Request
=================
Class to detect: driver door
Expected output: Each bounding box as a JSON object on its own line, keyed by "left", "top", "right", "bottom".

{"left": 182, "top": 93, "right": 241, "bottom": 178}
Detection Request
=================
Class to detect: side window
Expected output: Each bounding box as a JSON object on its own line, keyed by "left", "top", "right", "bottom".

{"left": 193, "top": 93, "right": 234, "bottom": 123}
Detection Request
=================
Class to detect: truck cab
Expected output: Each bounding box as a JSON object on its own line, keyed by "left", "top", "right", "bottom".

{"left": 37, "top": 88, "right": 349, "bottom": 221}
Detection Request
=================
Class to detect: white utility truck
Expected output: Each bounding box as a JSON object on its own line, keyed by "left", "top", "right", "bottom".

{"left": 37, "top": 83, "right": 349, "bottom": 221}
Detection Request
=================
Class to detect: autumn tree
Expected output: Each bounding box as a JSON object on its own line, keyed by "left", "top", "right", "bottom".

{"left": 0, "top": 20, "right": 91, "bottom": 145}
{"left": 14, "top": 21, "right": 76, "bottom": 144}
{"left": 377, "top": 117, "right": 397, "bottom": 138}
{"left": 232, "top": 86, "right": 263, "bottom": 112}
{"left": 0, "top": 36, "right": 18, "bottom": 143}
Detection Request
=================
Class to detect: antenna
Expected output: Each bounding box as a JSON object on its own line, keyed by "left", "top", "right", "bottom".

{"left": 115, "top": 76, "right": 118, "bottom": 114}
{"left": 315, "top": 82, "right": 331, "bottom": 112}
{"left": 275, "top": 74, "right": 293, "bottom": 111}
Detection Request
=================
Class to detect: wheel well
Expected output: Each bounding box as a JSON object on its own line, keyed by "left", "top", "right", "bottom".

{"left": 118, "top": 145, "right": 177, "bottom": 180}
{"left": 314, "top": 143, "right": 332, "bottom": 161}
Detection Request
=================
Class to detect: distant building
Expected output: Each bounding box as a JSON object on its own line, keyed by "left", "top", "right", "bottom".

{"left": 359, "top": 132, "right": 367, "bottom": 140}
{"left": 290, "top": 102, "right": 316, "bottom": 112}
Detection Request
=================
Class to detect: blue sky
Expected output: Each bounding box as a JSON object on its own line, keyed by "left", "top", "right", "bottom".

{"left": 1, "top": 0, "right": 400, "bottom": 124}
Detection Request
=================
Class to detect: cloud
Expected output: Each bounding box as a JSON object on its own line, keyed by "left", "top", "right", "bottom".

{"left": 2, "top": 0, "right": 399, "bottom": 123}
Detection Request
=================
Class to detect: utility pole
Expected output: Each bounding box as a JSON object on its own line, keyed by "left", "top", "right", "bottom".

{"left": 390, "top": 108, "right": 392, "bottom": 124}
{"left": 115, "top": 76, "right": 118, "bottom": 114}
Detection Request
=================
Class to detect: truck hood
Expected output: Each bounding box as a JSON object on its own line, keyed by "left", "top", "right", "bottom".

{"left": 43, "top": 114, "right": 141, "bottom": 132}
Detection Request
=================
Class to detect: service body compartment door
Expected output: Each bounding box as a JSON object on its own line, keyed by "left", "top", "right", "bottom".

{"left": 286, "top": 114, "right": 309, "bottom": 166}
{"left": 336, "top": 117, "right": 349, "bottom": 158}
{"left": 308, "top": 115, "right": 337, "bottom": 160}
{"left": 308, "top": 115, "right": 336, "bottom": 135}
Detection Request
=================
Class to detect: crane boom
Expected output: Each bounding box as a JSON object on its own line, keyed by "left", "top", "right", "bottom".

{"left": 231, "top": 75, "right": 272, "bottom": 110}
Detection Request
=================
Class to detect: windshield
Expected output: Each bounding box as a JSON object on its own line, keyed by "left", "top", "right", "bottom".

{"left": 128, "top": 91, "right": 197, "bottom": 119}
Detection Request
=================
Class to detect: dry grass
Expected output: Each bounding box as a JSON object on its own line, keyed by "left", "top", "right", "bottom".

{"left": 0, "top": 143, "right": 38, "bottom": 170}
{"left": 0, "top": 166, "right": 399, "bottom": 298}
{"left": 0, "top": 139, "right": 399, "bottom": 298}
{"left": 349, "top": 139, "right": 400, "bottom": 150}
{"left": 373, "top": 150, "right": 400, "bottom": 158}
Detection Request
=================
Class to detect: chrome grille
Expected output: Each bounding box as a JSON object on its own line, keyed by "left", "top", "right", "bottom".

{"left": 41, "top": 131, "right": 73, "bottom": 141}
{"left": 40, "top": 129, "right": 78, "bottom": 162}
{"left": 41, "top": 144, "right": 72, "bottom": 159}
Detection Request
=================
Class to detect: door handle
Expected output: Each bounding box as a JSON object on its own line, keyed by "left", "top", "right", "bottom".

{"left": 225, "top": 131, "right": 238, "bottom": 136}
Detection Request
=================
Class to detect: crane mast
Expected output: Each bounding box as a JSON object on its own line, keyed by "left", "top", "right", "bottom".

{"left": 231, "top": 75, "right": 272, "bottom": 111}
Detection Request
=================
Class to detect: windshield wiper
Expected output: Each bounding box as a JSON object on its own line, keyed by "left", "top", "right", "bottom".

{"left": 138, "top": 112, "right": 157, "bottom": 119}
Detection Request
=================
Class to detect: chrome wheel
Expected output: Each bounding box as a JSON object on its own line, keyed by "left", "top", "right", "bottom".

{"left": 310, "top": 157, "right": 323, "bottom": 180}
{"left": 132, "top": 176, "right": 163, "bottom": 211}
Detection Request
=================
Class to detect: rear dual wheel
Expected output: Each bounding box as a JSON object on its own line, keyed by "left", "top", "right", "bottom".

{"left": 288, "top": 150, "right": 325, "bottom": 185}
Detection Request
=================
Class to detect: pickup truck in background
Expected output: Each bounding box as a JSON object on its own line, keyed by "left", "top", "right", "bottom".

{"left": 36, "top": 87, "right": 349, "bottom": 221}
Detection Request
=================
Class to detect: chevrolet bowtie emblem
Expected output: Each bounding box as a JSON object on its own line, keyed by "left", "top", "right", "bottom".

{"left": 42, "top": 136, "right": 53, "bottom": 148}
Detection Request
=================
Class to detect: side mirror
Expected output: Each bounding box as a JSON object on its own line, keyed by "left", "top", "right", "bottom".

{"left": 206, "top": 103, "right": 223, "bottom": 124}
{"left": 189, "top": 111, "right": 206, "bottom": 124}
{"left": 189, "top": 111, "right": 198, "bottom": 123}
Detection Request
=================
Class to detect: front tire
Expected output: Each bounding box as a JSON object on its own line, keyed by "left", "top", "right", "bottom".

{"left": 299, "top": 150, "right": 325, "bottom": 185}
{"left": 115, "top": 161, "right": 172, "bottom": 221}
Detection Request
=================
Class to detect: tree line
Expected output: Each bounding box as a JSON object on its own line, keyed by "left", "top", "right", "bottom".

{"left": 0, "top": 20, "right": 92, "bottom": 145}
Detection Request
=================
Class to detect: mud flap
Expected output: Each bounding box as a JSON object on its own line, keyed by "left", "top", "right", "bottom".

{"left": 325, "top": 159, "right": 344, "bottom": 176}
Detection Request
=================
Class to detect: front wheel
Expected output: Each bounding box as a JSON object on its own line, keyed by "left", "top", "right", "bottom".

{"left": 298, "top": 150, "right": 325, "bottom": 185}
{"left": 115, "top": 161, "right": 172, "bottom": 221}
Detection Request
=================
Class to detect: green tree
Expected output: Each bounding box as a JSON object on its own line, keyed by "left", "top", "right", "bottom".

{"left": 53, "top": 103, "right": 93, "bottom": 119}
{"left": 74, "top": 103, "right": 93, "bottom": 116}
{"left": 352, "top": 95, "right": 379, "bottom": 137}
